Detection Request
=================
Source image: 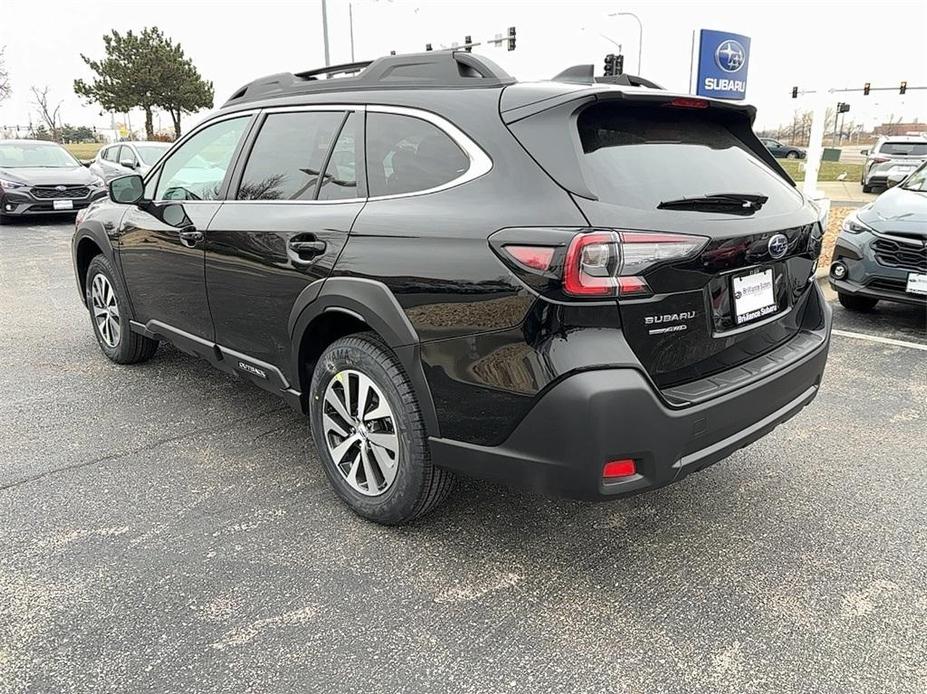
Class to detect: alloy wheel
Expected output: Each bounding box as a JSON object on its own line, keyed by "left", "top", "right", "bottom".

{"left": 91, "top": 273, "right": 121, "bottom": 348}
{"left": 322, "top": 369, "right": 400, "bottom": 496}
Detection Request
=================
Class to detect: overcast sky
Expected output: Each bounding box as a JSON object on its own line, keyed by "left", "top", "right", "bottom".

{"left": 0, "top": 0, "right": 924, "bottom": 134}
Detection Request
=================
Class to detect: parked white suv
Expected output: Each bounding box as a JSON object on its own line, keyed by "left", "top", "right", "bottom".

{"left": 861, "top": 136, "right": 927, "bottom": 193}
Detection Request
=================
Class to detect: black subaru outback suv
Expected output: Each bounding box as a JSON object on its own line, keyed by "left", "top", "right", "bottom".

{"left": 71, "top": 51, "right": 832, "bottom": 524}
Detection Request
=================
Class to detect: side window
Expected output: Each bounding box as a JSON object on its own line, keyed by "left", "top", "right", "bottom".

{"left": 237, "top": 111, "right": 344, "bottom": 201}
{"left": 155, "top": 117, "right": 249, "bottom": 201}
{"left": 366, "top": 112, "right": 470, "bottom": 197}
{"left": 318, "top": 112, "right": 360, "bottom": 201}
{"left": 103, "top": 146, "right": 119, "bottom": 162}
{"left": 121, "top": 146, "right": 137, "bottom": 166}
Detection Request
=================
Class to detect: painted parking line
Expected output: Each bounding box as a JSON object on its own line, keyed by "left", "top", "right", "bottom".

{"left": 832, "top": 328, "right": 927, "bottom": 352}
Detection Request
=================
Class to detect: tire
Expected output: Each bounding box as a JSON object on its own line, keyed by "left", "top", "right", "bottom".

{"left": 85, "top": 254, "right": 159, "bottom": 364}
{"left": 838, "top": 292, "right": 878, "bottom": 312}
{"left": 786, "top": 151, "right": 799, "bottom": 159}
{"left": 862, "top": 183, "right": 873, "bottom": 194}
{"left": 309, "top": 332, "right": 455, "bottom": 525}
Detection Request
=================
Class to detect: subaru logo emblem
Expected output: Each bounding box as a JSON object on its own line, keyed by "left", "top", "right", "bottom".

{"left": 715, "top": 39, "right": 746, "bottom": 73}
{"left": 768, "top": 234, "right": 789, "bottom": 259}
{"left": 55, "top": 185, "right": 67, "bottom": 191}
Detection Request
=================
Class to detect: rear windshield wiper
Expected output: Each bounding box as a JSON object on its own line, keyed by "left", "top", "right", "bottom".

{"left": 658, "top": 193, "right": 769, "bottom": 214}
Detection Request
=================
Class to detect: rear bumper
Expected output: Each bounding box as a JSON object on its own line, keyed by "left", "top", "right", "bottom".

{"left": 431, "top": 290, "right": 832, "bottom": 500}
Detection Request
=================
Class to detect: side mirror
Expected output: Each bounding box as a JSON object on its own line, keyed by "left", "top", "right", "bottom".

{"left": 120, "top": 158, "right": 138, "bottom": 170}
{"left": 860, "top": 149, "right": 869, "bottom": 155}
{"left": 109, "top": 174, "right": 145, "bottom": 205}
{"left": 80, "top": 159, "right": 92, "bottom": 167}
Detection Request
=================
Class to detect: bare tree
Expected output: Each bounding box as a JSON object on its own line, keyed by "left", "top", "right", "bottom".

{"left": 30, "top": 85, "right": 62, "bottom": 142}
{"left": 0, "top": 47, "right": 11, "bottom": 104}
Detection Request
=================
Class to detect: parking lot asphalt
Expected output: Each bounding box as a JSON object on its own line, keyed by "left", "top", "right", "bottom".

{"left": 1, "top": 219, "right": 925, "bottom": 694}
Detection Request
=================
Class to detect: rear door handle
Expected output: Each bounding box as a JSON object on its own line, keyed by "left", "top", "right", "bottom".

{"left": 178, "top": 229, "right": 204, "bottom": 248}
{"left": 288, "top": 238, "right": 327, "bottom": 265}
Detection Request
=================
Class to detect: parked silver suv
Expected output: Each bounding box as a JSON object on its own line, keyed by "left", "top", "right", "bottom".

{"left": 861, "top": 136, "right": 927, "bottom": 193}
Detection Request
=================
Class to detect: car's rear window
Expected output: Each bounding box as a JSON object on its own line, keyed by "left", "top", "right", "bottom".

{"left": 576, "top": 104, "right": 798, "bottom": 210}
{"left": 878, "top": 142, "right": 927, "bottom": 156}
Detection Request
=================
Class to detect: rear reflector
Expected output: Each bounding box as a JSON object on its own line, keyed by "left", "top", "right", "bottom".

{"left": 603, "top": 459, "right": 637, "bottom": 478}
{"left": 504, "top": 245, "right": 555, "bottom": 272}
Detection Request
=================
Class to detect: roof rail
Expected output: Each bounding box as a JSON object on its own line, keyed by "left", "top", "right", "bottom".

{"left": 550, "top": 64, "right": 664, "bottom": 90}
{"left": 224, "top": 51, "right": 515, "bottom": 106}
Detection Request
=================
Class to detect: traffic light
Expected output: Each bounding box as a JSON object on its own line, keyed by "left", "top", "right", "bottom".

{"left": 615, "top": 54, "right": 624, "bottom": 76}
{"left": 507, "top": 26, "right": 516, "bottom": 51}
{"left": 464, "top": 35, "right": 472, "bottom": 53}
{"left": 604, "top": 54, "right": 616, "bottom": 76}
{"left": 791, "top": 86, "right": 798, "bottom": 99}
{"left": 863, "top": 82, "right": 870, "bottom": 96}
{"left": 425, "top": 43, "right": 432, "bottom": 51}
{"left": 900, "top": 81, "right": 907, "bottom": 95}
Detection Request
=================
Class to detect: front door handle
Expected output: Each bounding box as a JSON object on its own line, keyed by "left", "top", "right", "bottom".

{"left": 178, "top": 229, "right": 204, "bottom": 248}
{"left": 288, "top": 238, "right": 327, "bottom": 265}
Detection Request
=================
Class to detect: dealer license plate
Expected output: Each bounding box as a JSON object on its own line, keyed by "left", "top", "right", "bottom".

{"left": 732, "top": 268, "right": 777, "bottom": 324}
{"left": 907, "top": 272, "right": 927, "bottom": 295}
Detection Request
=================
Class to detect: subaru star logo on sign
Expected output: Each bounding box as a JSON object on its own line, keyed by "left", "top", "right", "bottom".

{"left": 696, "top": 29, "right": 751, "bottom": 100}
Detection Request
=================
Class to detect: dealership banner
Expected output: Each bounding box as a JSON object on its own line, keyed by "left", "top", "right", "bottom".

{"left": 694, "top": 29, "right": 750, "bottom": 100}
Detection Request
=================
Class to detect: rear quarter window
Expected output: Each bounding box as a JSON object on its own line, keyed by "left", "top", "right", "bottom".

{"left": 366, "top": 112, "right": 469, "bottom": 197}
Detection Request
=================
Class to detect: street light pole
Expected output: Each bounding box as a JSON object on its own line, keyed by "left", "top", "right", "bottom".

{"left": 321, "top": 0, "right": 331, "bottom": 66}
{"left": 349, "top": 2, "right": 356, "bottom": 62}
{"left": 609, "top": 11, "right": 643, "bottom": 73}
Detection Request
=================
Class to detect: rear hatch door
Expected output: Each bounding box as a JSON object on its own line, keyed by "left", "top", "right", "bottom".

{"left": 507, "top": 94, "right": 822, "bottom": 388}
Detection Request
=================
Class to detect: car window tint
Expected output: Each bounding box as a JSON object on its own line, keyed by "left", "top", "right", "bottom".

{"left": 575, "top": 103, "right": 799, "bottom": 211}
{"left": 366, "top": 112, "right": 469, "bottom": 197}
{"left": 318, "top": 112, "right": 360, "bottom": 201}
{"left": 879, "top": 142, "right": 927, "bottom": 156}
{"left": 156, "top": 117, "right": 250, "bottom": 201}
{"left": 238, "top": 111, "right": 343, "bottom": 201}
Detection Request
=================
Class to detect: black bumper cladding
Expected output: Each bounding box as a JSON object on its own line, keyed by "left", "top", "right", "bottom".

{"left": 431, "top": 291, "right": 832, "bottom": 500}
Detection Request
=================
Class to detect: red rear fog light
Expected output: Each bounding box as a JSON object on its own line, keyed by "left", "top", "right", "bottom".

{"left": 603, "top": 459, "right": 637, "bottom": 479}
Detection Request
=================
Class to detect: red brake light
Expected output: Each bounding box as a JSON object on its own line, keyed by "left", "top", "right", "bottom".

{"left": 667, "top": 97, "right": 709, "bottom": 109}
{"left": 603, "top": 459, "right": 637, "bottom": 478}
{"left": 504, "top": 245, "right": 555, "bottom": 272}
{"left": 871, "top": 156, "right": 890, "bottom": 164}
{"left": 564, "top": 230, "right": 708, "bottom": 298}
{"left": 563, "top": 232, "right": 620, "bottom": 296}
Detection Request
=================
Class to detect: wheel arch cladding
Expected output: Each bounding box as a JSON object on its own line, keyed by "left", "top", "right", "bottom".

{"left": 290, "top": 277, "right": 440, "bottom": 437}
{"left": 75, "top": 234, "right": 110, "bottom": 302}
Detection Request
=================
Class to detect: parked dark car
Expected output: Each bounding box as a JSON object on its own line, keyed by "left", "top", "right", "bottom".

{"left": 760, "top": 138, "right": 805, "bottom": 159}
{"left": 0, "top": 140, "right": 107, "bottom": 223}
{"left": 89, "top": 141, "right": 171, "bottom": 182}
{"left": 830, "top": 161, "right": 927, "bottom": 310}
{"left": 71, "top": 51, "right": 831, "bottom": 524}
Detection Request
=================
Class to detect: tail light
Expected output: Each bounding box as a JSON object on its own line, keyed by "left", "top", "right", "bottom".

{"left": 495, "top": 228, "right": 707, "bottom": 300}
{"left": 871, "top": 156, "right": 890, "bottom": 164}
{"left": 562, "top": 230, "right": 707, "bottom": 298}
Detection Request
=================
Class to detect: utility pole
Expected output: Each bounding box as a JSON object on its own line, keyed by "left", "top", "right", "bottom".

{"left": 321, "top": 0, "right": 331, "bottom": 67}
